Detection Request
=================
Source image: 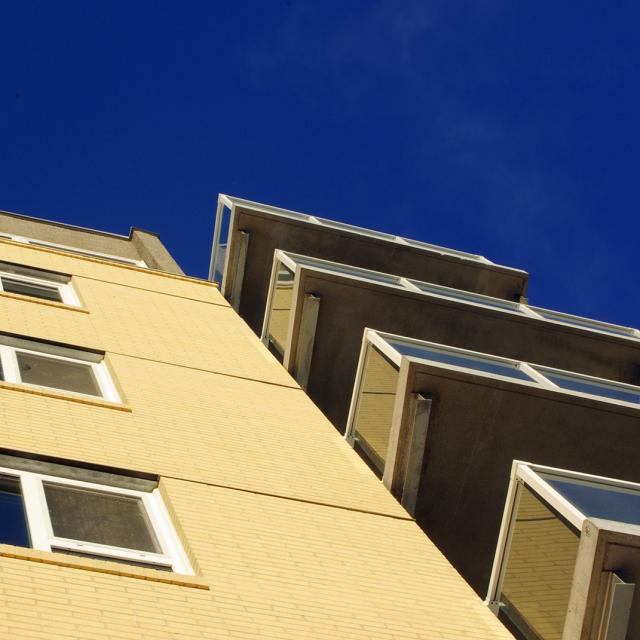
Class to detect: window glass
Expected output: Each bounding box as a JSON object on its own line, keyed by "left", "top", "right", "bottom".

{"left": 500, "top": 486, "right": 580, "bottom": 640}
{"left": 541, "top": 371, "right": 640, "bottom": 404}
{"left": 0, "top": 476, "right": 30, "bottom": 547}
{"left": 387, "top": 340, "right": 535, "bottom": 382}
{"left": 44, "top": 483, "right": 161, "bottom": 553}
{"left": 266, "top": 263, "right": 295, "bottom": 361}
{"left": 17, "top": 351, "right": 102, "bottom": 396}
{"left": 352, "top": 344, "right": 399, "bottom": 475}
{"left": 414, "top": 282, "right": 518, "bottom": 312}
{"left": 541, "top": 473, "right": 640, "bottom": 525}
{"left": 1, "top": 277, "right": 63, "bottom": 302}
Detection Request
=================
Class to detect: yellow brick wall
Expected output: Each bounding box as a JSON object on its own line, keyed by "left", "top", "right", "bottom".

{"left": 0, "top": 242, "right": 512, "bottom": 639}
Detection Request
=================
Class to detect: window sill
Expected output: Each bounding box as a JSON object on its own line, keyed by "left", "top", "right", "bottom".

{"left": 0, "top": 544, "right": 209, "bottom": 589}
{"left": 0, "top": 381, "right": 131, "bottom": 412}
{"left": 0, "top": 290, "right": 89, "bottom": 313}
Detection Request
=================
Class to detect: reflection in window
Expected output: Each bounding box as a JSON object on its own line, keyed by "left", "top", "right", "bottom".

{"left": 500, "top": 486, "right": 580, "bottom": 640}
{"left": 387, "top": 340, "right": 534, "bottom": 382}
{"left": 213, "top": 205, "right": 232, "bottom": 284}
{"left": 540, "top": 370, "right": 640, "bottom": 405}
{"left": 352, "top": 344, "right": 399, "bottom": 475}
{"left": 266, "top": 263, "right": 295, "bottom": 361}
{"left": 0, "top": 476, "right": 30, "bottom": 547}
{"left": 541, "top": 473, "right": 640, "bottom": 525}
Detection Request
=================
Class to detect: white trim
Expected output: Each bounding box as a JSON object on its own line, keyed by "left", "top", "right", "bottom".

{"left": 0, "top": 233, "right": 146, "bottom": 267}
{"left": 367, "top": 330, "right": 640, "bottom": 410}
{"left": 0, "top": 338, "right": 120, "bottom": 403}
{"left": 271, "top": 251, "right": 639, "bottom": 343}
{"left": 216, "top": 194, "right": 497, "bottom": 265}
{"left": 344, "top": 334, "right": 375, "bottom": 446}
{"left": 0, "top": 465, "right": 192, "bottom": 574}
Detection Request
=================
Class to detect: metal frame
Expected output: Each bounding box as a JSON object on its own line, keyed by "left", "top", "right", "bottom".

{"left": 486, "top": 461, "right": 640, "bottom": 610}
{"left": 0, "top": 232, "right": 147, "bottom": 267}
{"left": 0, "top": 339, "right": 120, "bottom": 403}
{"left": 356, "top": 330, "right": 640, "bottom": 411}
{"left": 0, "top": 464, "right": 192, "bottom": 573}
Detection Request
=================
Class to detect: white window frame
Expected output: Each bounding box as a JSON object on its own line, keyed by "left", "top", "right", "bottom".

{"left": 0, "top": 265, "right": 80, "bottom": 306}
{"left": 0, "top": 232, "right": 146, "bottom": 268}
{"left": 0, "top": 337, "right": 120, "bottom": 403}
{"left": 0, "top": 465, "right": 192, "bottom": 574}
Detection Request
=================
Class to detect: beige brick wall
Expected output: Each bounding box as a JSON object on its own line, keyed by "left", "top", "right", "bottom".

{"left": 0, "top": 242, "right": 512, "bottom": 639}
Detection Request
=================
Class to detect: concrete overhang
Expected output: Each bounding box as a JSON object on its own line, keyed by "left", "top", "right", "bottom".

{"left": 261, "top": 250, "right": 640, "bottom": 432}
{"left": 208, "top": 194, "right": 529, "bottom": 333}
{"left": 344, "top": 333, "right": 640, "bottom": 596}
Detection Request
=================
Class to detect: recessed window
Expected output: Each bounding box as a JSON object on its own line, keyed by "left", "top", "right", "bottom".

{"left": 0, "top": 262, "right": 80, "bottom": 306}
{"left": 0, "top": 462, "right": 192, "bottom": 573}
{"left": 0, "top": 336, "right": 119, "bottom": 402}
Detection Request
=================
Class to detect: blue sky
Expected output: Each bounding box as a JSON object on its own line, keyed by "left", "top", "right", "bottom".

{"left": 1, "top": 1, "right": 638, "bottom": 327}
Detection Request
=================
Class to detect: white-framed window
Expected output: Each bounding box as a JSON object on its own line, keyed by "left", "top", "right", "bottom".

{"left": 0, "top": 262, "right": 80, "bottom": 306}
{"left": 0, "top": 464, "right": 192, "bottom": 573}
{"left": 0, "top": 336, "right": 120, "bottom": 402}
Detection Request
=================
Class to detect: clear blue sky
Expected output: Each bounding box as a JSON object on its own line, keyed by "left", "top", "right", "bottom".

{"left": 1, "top": 2, "right": 638, "bottom": 327}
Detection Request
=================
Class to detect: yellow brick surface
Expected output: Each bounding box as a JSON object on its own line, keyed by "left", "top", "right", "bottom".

{"left": 0, "top": 243, "right": 512, "bottom": 639}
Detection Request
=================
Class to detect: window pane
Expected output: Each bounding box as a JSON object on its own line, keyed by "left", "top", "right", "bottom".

{"left": 353, "top": 344, "right": 399, "bottom": 474}
{"left": 267, "top": 263, "right": 295, "bottom": 361}
{"left": 541, "top": 473, "right": 640, "bottom": 525}
{"left": 17, "top": 352, "right": 102, "bottom": 396}
{"left": 541, "top": 371, "right": 640, "bottom": 404}
{"left": 500, "top": 486, "right": 579, "bottom": 640}
{"left": 213, "top": 205, "right": 231, "bottom": 284}
{"left": 387, "top": 340, "right": 534, "bottom": 381}
{"left": 0, "top": 476, "right": 30, "bottom": 547}
{"left": 1, "top": 277, "right": 63, "bottom": 302}
{"left": 44, "top": 483, "right": 161, "bottom": 553}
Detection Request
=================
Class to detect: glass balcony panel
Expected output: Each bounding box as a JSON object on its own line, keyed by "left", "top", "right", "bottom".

{"left": 387, "top": 340, "right": 535, "bottom": 382}
{"left": 540, "top": 473, "right": 640, "bottom": 525}
{"left": 213, "top": 205, "right": 232, "bottom": 284}
{"left": 352, "top": 344, "right": 399, "bottom": 475}
{"left": 414, "top": 282, "right": 519, "bottom": 312}
{"left": 531, "top": 308, "right": 635, "bottom": 338}
{"left": 500, "top": 486, "right": 580, "bottom": 640}
{"left": 266, "top": 263, "right": 295, "bottom": 361}
{"left": 541, "top": 371, "right": 640, "bottom": 404}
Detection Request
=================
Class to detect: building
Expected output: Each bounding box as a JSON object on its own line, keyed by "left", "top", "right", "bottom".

{"left": 0, "top": 207, "right": 513, "bottom": 639}
{"left": 211, "top": 194, "right": 640, "bottom": 640}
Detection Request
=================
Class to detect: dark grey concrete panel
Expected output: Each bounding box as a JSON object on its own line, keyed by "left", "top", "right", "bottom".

{"left": 407, "top": 368, "right": 640, "bottom": 596}
{"left": 298, "top": 273, "right": 640, "bottom": 432}
{"left": 231, "top": 207, "right": 529, "bottom": 335}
